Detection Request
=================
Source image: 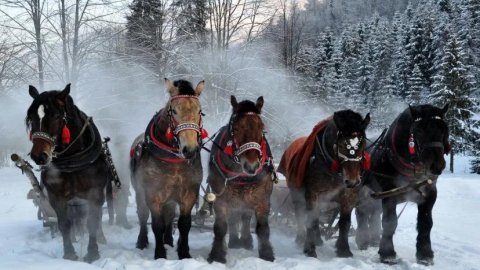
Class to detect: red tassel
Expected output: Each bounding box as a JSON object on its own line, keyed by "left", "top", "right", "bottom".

{"left": 165, "top": 127, "right": 174, "bottom": 141}
{"left": 28, "top": 131, "right": 32, "bottom": 141}
{"left": 408, "top": 134, "right": 416, "bottom": 155}
{"left": 363, "top": 151, "right": 371, "bottom": 171}
{"left": 331, "top": 160, "right": 340, "bottom": 172}
{"left": 445, "top": 143, "right": 451, "bottom": 155}
{"left": 129, "top": 148, "right": 135, "bottom": 157}
{"left": 201, "top": 128, "right": 209, "bottom": 139}
{"left": 224, "top": 143, "right": 233, "bottom": 155}
{"left": 62, "top": 125, "right": 71, "bottom": 145}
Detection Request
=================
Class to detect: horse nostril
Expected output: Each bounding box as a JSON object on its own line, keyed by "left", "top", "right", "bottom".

{"left": 37, "top": 152, "right": 49, "bottom": 165}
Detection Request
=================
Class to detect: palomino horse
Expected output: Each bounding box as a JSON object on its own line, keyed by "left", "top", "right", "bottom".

{"left": 358, "top": 104, "right": 450, "bottom": 265}
{"left": 207, "top": 96, "right": 275, "bottom": 263}
{"left": 26, "top": 84, "right": 110, "bottom": 262}
{"left": 130, "top": 79, "right": 206, "bottom": 259}
{"left": 278, "top": 110, "right": 371, "bottom": 258}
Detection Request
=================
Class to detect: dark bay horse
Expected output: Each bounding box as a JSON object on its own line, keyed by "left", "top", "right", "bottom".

{"left": 130, "top": 79, "right": 206, "bottom": 260}
{"left": 26, "top": 84, "right": 109, "bottom": 262}
{"left": 278, "top": 110, "right": 371, "bottom": 258}
{"left": 358, "top": 104, "right": 450, "bottom": 265}
{"left": 207, "top": 96, "right": 275, "bottom": 263}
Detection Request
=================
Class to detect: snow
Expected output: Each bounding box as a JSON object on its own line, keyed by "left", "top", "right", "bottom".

{"left": 0, "top": 156, "right": 479, "bottom": 270}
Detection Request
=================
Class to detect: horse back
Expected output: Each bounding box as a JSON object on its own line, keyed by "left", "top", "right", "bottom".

{"left": 278, "top": 136, "right": 307, "bottom": 189}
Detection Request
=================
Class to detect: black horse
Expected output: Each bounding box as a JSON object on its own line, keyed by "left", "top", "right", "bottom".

{"left": 357, "top": 104, "right": 450, "bottom": 265}
{"left": 26, "top": 84, "right": 111, "bottom": 262}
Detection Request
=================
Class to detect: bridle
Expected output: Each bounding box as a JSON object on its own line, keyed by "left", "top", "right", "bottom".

{"left": 164, "top": 95, "right": 207, "bottom": 148}
{"left": 407, "top": 116, "right": 451, "bottom": 157}
{"left": 223, "top": 111, "right": 265, "bottom": 163}
{"left": 320, "top": 125, "right": 370, "bottom": 173}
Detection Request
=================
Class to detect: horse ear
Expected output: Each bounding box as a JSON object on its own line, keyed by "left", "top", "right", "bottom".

{"left": 441, "top": 103, "right": 449, "bottom": 115}
{"left": 56, "top": 83, "right": 71, "bottom": 106}
{"left": 29, "top": 85, "right": 39, "bottom": 99}
{"left": 408, "top": 104, "right": 417, "bottom": 119}
{"left": 194, "top": 80, "right": 205, "bottom": 96}
{"left": 256, "top": 96, "right": 264, "bottom": 113}
{"left": 362, "top": 113, "right": 371, "bottom": 130}
{"left": 231, "top": 95, "right": 238, "bottom": 111}
{"left": 164, "top": 78, "right": 177, "bottom": 96}
{"left": 333, "top": 112, "right": 342, "bottom": 130}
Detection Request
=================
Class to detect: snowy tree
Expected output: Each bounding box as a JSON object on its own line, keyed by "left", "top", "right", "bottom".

{"left": 431, "top": 32, "right": 478, "bottom": 172}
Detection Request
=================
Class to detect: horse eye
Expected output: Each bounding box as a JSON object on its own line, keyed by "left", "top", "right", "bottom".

{"left": 172, "top": 109, "right": 177, "bottom": 115}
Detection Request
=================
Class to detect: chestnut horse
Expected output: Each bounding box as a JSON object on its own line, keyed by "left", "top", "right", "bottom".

{"left": 278, "top": 110, "right": 371, "bottom": 258}
{"left": 26, "top": 84, "right": 110, "bottom": 262}
{"left": 207, "top": 96, "right": 275, "bottom": 263}
{"left": 358, "top": 104, "right": 450, "bottom": 265}
{"left": 130, "top": 79, "right": 206, "bottom": 260}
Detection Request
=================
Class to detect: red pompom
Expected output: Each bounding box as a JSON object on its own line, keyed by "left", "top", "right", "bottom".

{"left": 408, "top": 134, "right": 416, "bottom": 155}
{"left": 223, "top": 143, "right": 233, "bottom": 155}
{"left": 165, "top": 127, "right": 174, "bottom": 141}
{"left": 331, "top": 160, "right": 340, "bottom": 172}
{"left": 62, "top": 125, "right": 71, "bottom": 145}
{"left": 129, "top": 148, "right": 135, "bottom": 157}
{"left": 445, "top": 143, "right": 452, "bottom": 155}
{"left": 363, "top": 151, "right": 371, "bottom": 171}
{"left": 201, "top": 128, "right": 209, "bottom": 139}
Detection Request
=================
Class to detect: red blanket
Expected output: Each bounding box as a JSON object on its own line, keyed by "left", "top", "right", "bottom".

{"left": 277, "top": 117, "right": 332, "bottom": 188}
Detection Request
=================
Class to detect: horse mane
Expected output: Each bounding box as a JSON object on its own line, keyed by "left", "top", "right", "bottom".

{"left": 278, "top": 116, "right": 332, "bottom": 188}
{"left": 236, "top": 100, "right": 261, "bottom": 114}
{"left": 173, "top": 79, "right": 196, "bottom": 96}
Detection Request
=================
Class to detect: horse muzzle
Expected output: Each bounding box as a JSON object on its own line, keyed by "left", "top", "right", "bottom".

{"left": 181, "top": 145, "right": 199, "bottom": 160}
{"left": 344, "top": 178, "right": 361, "bottom": 188}
{"left": 30, "top": 151, "right": 51, "bottom": 165}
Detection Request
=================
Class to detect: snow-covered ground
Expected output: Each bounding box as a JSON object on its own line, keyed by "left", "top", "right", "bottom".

{"left": 0, "top": 157, "right": 479, "bottom": 270}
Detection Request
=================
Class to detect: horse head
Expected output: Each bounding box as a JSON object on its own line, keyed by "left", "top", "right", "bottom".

{"left": 165, "top": 78, "right": 205, "bottom": 160}
{"left": 228, "top": 95, "right": 265, "bottom": 174}
{"left": 26, "top": 84, "right": 73, "bottom": 166}
{"left": 407, "top": 104, "right": 450, "bottom": 175}
{"left": 332, "top": 110, "right": 371, "bottom": 188}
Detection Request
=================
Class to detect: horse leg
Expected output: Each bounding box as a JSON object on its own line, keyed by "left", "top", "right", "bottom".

{"left": 313, "top": 218, "right": 323, "bottom": 246}
{"left": 335, "top": 209, "right": 354, "bottom": 257}
{"left": 208, "top": 202, "right": 228, "bottom": 263}
{"left": 162, "top": 203, "right": 175, "bottom": 248}
{"left": 151, "top": 210, "right": 167, "bottom": 259}
{"left": 53, "top": 199, "right": 78, "bottom": 260}
{"left": 303, "top": 194, "right": 318, "bottom": 257}
{"left": 106, "top": 179, "right": 114, "bottom": 225}
{"left": 355, "top": 204, "right": 371, "bottom": 250}
{"left": 227, "top": 210, "right": 241, "bottom": 249}
{"left": 177, "top": 193, "right": 197, "bottom": 260}
{"left": 416, "top": 188, "right": 437, "bottom": 265}
{"left": 84, "top": 196, "right": 103, "bottom": 263}
{"left": 379, "top": 197, "right": 398, "bottom": 264}
{"left": 255, "top": 203, "right": 274, "bottom": 261}
{"left": 290, "top": 188, "right": 306, "bottom": 245}
{"left": 135, "top": 187, "right": 150, "bottom": 249}
{"left": 368, "top": 200, "right": 382, "bottom": 247}
{"left": 240, "top": 211, "right": 253, "bottom": 250}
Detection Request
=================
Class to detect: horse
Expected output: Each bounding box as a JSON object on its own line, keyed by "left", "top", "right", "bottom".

{"left": 130, "top": 78, "right": 206, "bottom": 260}
{"left": 357, "top": 104, "right": 450, "bottom": 265}
{"left": 207, "top": 95, "right": 276, "bottom": 263}
{"left": 278, "top": 110, "right": 371, "bottom": 258}
{"left": 26, "top": 84, "right": 111, "bottom": 262}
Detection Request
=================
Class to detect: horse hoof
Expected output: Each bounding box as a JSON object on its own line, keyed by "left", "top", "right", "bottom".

{"left": 417, "top": 257, "right": 434, "bottom": 266}
{"left": 178, "top": 252, "right": 192, "bottom": 260}
{"left": 207, "top": 254, "right": 226, "bottom": 264}
{"left": 63, "top": 253, "right": 78, "bottom": 261}
{"left": 303, "top": 248, "right": 317, "bottom": 258}
{"left": 228, "top": 237, "right": 241, "bottom": 249}
{"left": 154, "top": 251, "right": 167, "bottom": 260}
{"left": 241, "top": 236, "right": 253, "bottom": 250}
{"left": 83, "top": 252, "right": 100, "bottom": 263}
{"left": 380, "top": 255, "right": 399, "bottom": 265}
{"left": 136, "top": 238, "right": 149, "bottom": 250}
{"left": 259, "top": 250, "right": 275, "bottom": 262}
{"left": 336, "top": 249, "right": 353, "bottom": 258}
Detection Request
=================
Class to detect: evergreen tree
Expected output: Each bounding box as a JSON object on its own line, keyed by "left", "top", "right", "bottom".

{"left": 431, "top": 32, "right": 478, "bottom": 171}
